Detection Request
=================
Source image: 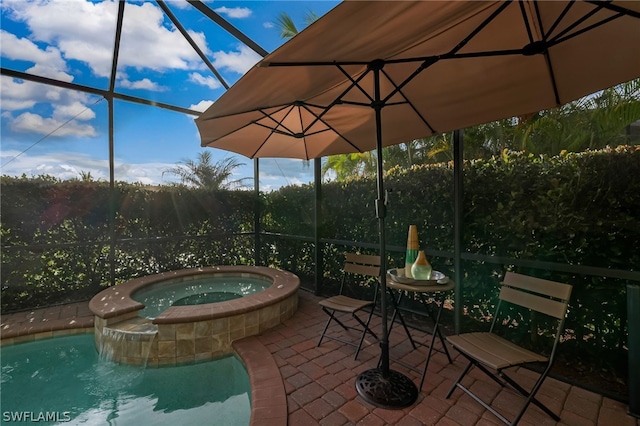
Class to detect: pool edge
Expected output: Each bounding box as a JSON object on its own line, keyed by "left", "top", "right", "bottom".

{"left": 233, "top": 336, "right": 288, "bottom": 426}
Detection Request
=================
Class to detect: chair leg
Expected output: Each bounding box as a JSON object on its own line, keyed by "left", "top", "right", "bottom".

{"left": 317, "top": 313, "right": 334, "bottom": 348}
{"left": 419, "top": 295, "right": 453, "bottom": 390}
{"left": 353, "top": 308, "right": 378, "bottom": 360}
{"left": 318, "top": 307, "right": 378, "bottom": 360}
{"left": 446, "top": 360, "right": 472, "bottom": 398}
{"left": 449, "top": 353, "right": 560, "bottom": 425}
{"left": 318, "top": 309, "right": 349, "bottom": 348}
{"left": 387, "top": 289, "right": 418, "bottom": 349}
{"left": 447, "top": 360, "right": 512, "bottom": 424}
{"left": 501, "top": 371, "right": 560, "bottom": 423}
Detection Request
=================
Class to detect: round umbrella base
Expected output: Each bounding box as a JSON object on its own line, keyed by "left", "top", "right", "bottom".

{"left": 355, "top": 368, "right": 418, "bottom": 409}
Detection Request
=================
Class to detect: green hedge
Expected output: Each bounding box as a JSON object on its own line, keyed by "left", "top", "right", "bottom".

{"left": 0, "top": 179, "right": 256, "bottom": 310}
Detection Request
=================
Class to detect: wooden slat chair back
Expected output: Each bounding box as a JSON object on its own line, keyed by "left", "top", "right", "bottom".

{"left": 446, "top": 272, "right": 572, "bottom": 425}
{"left": 317, "top": 253, "right": 381, "bottom": 360}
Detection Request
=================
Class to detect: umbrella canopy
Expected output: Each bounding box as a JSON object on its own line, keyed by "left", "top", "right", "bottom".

{"left": 196, "top": 1, "right": 640, "bottom": 159}
{"left": 195, "top": 0, "right": 640, "bottom": 409}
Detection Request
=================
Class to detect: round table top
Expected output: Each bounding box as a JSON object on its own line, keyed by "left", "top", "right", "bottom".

{"left": 386, "top": 269, "right": 455, "bottom": 293}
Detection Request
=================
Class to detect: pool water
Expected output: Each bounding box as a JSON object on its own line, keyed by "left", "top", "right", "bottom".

{"left": 133, "top": 275, "right": 270, "bottom": 318}
{"left": 0, "top": 334, "right": 251, "bottom": 426}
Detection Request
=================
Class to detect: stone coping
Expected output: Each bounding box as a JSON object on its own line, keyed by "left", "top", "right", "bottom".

{"left": 1, "top": 301, "right": 94, "bottom": 341}
{"left": 89, "top": 266, "right": 300, "bottom": 324}
{"left": 233, "top": 337, "right": 287, "bottom": 426}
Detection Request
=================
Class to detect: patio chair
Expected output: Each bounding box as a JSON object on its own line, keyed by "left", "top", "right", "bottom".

{"left": 317, "top": 253, "right": 381, "bottom": 360}
{"left": 445, "top": 271, "right": 572, "bottom": 425}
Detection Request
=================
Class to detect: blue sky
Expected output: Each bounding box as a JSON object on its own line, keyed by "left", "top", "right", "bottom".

{"left": 0, "top": 0, "right": 339, "bottom": 190}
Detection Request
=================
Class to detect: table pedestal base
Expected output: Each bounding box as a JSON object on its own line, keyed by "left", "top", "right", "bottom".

{"left": 355, "top": 368, "right": 418, "bottom": 409}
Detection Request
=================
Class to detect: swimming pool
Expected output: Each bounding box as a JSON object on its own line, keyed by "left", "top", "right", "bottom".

{"left": 0, "top": 334, "right": 251, "bottom": 425}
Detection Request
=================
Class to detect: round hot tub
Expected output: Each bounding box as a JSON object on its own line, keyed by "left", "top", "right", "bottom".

{"left": 132, "top": 274, "right": 272, "bottom": 319}
{"left": 89, "top": 266, "right": 299, "bottom": 366}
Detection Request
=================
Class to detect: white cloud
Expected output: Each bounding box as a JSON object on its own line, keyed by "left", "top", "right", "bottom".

{"left": 263, "top": 22, "right": 274, "bottom": 29}
{"left": 0, "top": 97, "right": 37, "bottom": 112}
{"left": 189, "top": 100, "right": 214, "bottom": 113}
{"left": 214, "top": 6, "right": 252, "bottom": 19}
{"left": 0, "top": 150, "right": 108, "bottom": 181}
{"left": 3, "top": 0, "right": 205, "bottom": 78}
{"left": 25, "top": 64, "right": 75, "bottom": 82}
{"left": 0, "top": 148, "right": 179, "bottom": 185}
{"left": 167, "top": 0, "right": 191, "bottom": 10}
{"left": 258, "top": 159, "right": 314, "bottom": 191}
{"left": 11, "top": 112, "right": 97, "bottom": 137}
{"left": 119, "top": 78, "right": 167, "bottom": 91}
{"left": 212, "top": 45, "right": 262, "bottom": 75}
{"left": 189, "top": 72, "right": 222, "bottom": 90}
{"left": 1, "top": 76, "right": 100, "bottom": 137}
{"left": 3, "top": 0, "right": 118, "bottom": 77}
{"left": 0, "top": 30, "right": 67, "bottom": 70}
{"left": 52, "top": 101, "right": 96, "bottom": 122}
{"left": 115, "top": 161, "right": 172, "bottom": 185}
{"left": 117, "top": 3, "right": 204, "bottom": 75}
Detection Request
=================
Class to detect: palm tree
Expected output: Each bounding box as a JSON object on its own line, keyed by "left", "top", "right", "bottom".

{"left": 162, "top": 151, "right": 248, "bottom": 190}
{"left": 519, "top": 79, "right": 640, "bottom": 155}
{"left": 274, "top": 11, "right": 319, "bottom": 38}
{"left": 321, "top": 151, "right": 377, "bottom": 180}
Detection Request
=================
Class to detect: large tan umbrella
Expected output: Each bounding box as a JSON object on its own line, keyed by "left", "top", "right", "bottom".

{"left": 195, "top": 0, "right": 640, "bottom": 409}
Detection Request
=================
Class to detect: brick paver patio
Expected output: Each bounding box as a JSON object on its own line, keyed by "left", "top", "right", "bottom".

{"left": 259, "top": 290, "right": 638, "bottom": 426}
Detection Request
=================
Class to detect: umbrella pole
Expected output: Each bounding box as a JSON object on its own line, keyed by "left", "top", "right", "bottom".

{"left": 354, "top": 62, "right": 418, "bottom": 409}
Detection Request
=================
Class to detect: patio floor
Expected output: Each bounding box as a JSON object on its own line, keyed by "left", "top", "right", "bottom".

{"left": 1, "top": 289, "right": 638, "bottom": 426}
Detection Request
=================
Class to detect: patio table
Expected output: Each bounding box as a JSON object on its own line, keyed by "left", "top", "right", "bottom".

{"left": 385, "top": 270, "right": 455, "bottom": 391}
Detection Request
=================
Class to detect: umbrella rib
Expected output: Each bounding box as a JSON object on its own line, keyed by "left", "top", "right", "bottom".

{"left": 530, "top": 1, "right": 629, "bottom": 106}
{"left": 300, "top": 103, "right": 365, "bottom": 155}
{"left": 335, "top": 64, "right": 374, "bottom": 104}
{"left": 258, "top": 105, "right": 300, "bottom": 137}
{"left": 551, "top": 12, "right": 626, "bottom": 45}
{"left": 527, "top": 0, "right": 563, "bottom": 106}
{"left": 378, "top": 0, "right": 513, "bottom": 113}
{"left": 200, "top": 104, "right": 296, "bottom": 152}
{"left": 250, "top": 124, "right": 280, "bottom": 159}
{"left": 294, "top": 65, "right": 371, "bottom": 137}
{"left": 380, "top": 68, "right": 437, "bottom": 135}
{"left": 296, "top": 102, "right": 310, "bottom": 160}
{"left": 583, "top": 0, "right": 640, "bottom": 19}
{"left": 534, "top": 0, "right": 573, "bottom": 42}
{"left": 518, "top": 0, "right": 537, "bottom": 44}
{"left": 548, "top": 2, "right": 607, "bottom": 44}
{"left": 339, "top": 100, "right": 372, "bottom": 107}
{"left": 247, "top": 106, "right": 302, "bottom": 158}
{"left": 446, "top": 0, "right": 514, "bottom": 58}
{"left": 198, "top": 102, "right": 293, "bottom": 123}
{"left": 254, "top": 102, "right": 363, "bottom": 158}
{"left": 253, "top": 121, "right": 293, "bottom": 136}
{"left": 519, "top": 0, "right": 575, "bottom": 45}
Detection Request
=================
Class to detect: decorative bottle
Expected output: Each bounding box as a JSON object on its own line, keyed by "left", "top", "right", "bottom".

{"left": 411, "top": 250, "right": 432, "bottom": 280}
{"left": 404, "top": 225, "right": 419, "bottom": 278}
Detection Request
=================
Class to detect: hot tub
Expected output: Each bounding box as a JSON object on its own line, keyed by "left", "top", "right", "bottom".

{"left": 89, "top": 266, "right": 299, "bottom": 366}
{"left": 132, "top": 274, "right": 272, "bottom": 319}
